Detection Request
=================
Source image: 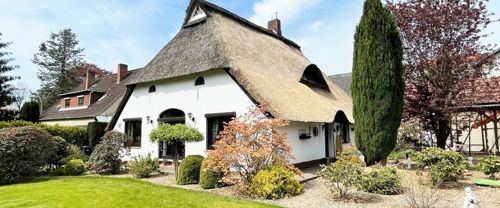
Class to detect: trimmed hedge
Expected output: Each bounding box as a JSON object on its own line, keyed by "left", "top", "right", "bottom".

{"left": 177, "top": 155, "right": 204, "bottom": 185}
{"left": 199, "top": 160, "right": 224, "bottom": 189}
{"left": 0, "top": 127, "right": 57, "bottom": 184}
{"left": 0, "top": 121, "right": 87, "bottom": 147}
{"left": 87, "top": 122, "right": 108, "bottom": 147}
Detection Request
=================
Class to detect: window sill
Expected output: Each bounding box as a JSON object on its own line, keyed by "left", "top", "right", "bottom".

{"left": 130, "top": 146, "right": 141, "bottom": 149}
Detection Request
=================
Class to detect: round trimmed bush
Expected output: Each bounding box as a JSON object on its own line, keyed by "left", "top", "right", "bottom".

{"left": 64, "top": 159, "right": 86, "bottom": 175}
{"left": 358, "top": 166, "right": 402, "bottom": 195}
{"left": 249, "top": 166, "right": 303, "bottom": 199}
{"left": 177, "top": 155, "right": 204, "bottom": 185}
{"left": 199, "top": 160, "right": 224, "bottom": 189}
{"left": 0, "top": 127, "right": 57, "bottom": 184}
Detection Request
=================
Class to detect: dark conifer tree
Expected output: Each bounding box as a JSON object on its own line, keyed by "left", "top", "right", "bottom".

{"left": 19, "top": 101, "right": 40, "bottom": 123}
{"left": 0, "top": 33, "right": 19, "bottom": 121}
{"left": 351, "top": 0, "right": 404, "bottom": 165}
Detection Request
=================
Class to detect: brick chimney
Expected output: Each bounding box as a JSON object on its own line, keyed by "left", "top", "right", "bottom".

{"left": 268, "top": 18, "right": 282, "bottom": 36}
{"left": 85, "top": 70, "right": 96, "bottom": 89}
{"left": 117, "top": 63, "right": 128, "bottom": 84}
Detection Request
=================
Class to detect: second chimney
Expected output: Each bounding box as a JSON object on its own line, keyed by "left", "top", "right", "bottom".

{"left": 268, "top": 18, "right": 282, "bottom": 36}
{"left": 85, "top": 70, "right": 96, "bottom": 89}
{"left": 117, "top": 63, "right": 128, "bottom": 84}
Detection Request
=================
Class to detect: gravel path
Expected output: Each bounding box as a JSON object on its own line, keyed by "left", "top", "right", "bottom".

{"left": 118, "top": 168, "right": 500, "bottom": 208}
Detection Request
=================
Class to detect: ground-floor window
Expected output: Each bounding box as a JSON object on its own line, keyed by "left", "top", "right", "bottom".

{"left": 125, "top": 119, "right": 142, "bottom": 147}
{"left": 206, "top": 112, "right": 235, "bottom": 149}
{"left": 340, "top": 123, "right": 350, "bottom": 143}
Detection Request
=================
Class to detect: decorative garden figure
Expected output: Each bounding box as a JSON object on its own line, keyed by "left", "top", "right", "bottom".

{"left": 463, "top": 187, "right": 478, "bottom": 208}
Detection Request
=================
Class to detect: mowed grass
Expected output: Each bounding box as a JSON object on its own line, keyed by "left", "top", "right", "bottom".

{"left": 0, "top": 176, "right": 279, "bottom": 208}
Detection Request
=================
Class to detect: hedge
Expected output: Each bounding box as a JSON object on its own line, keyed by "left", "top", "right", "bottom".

{"left": 177, "top": 155, "right": 204, "bottom": 185}
{"left": 0, "top": 120, "right": 87, "bottom": 147}
{"left": 87, "top": 122, "right": 108, "bottom": 147}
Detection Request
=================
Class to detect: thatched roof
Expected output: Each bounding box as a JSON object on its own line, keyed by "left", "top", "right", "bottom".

{"left": 128, "top": 0, "right": 353, "bottom": 123}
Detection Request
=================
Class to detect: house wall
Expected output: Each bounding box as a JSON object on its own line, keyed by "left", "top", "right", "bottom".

{"left": 41, "top": 118, "right": 94, "bottom": 127}
{"left": 456, "top": 121, "right": 499, "bottom": 153}
{"left": 60, "top": 94, "right": 90, "bottom": 109}
{"left": 114, "top": 69, "right": 255, "bottom": 160}
{"left": 283, "top": 122, "right": 326, "bottom": 164}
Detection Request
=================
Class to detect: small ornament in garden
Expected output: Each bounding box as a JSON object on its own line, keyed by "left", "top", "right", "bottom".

{"left": 404, "top": 158, "right": 411, "bottom": 170}
{"left": 463, "top": 187, "right": 478, "bottom": 208}
{"left": 468, "top": 157, "right": 474, "bottom": 167}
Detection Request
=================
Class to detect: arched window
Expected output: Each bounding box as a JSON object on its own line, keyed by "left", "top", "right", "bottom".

{"left": 195, "top": 76, "right": 205, "bottom": 86}
{"left": 149, "top": 85, "right": 156, "bottom": 93}
{"left": 158, "top": 108, "right": 185, "bottom": 123}
{"left": 300, "top": 64, "right": 329, "bottom": 90}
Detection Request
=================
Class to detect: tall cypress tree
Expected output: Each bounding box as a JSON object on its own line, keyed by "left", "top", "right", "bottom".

{"left": 0, "top": 32, "right": 19, "bottom": 121}
{"left": 351, "top": 0, "right": 404, "bottom": 165}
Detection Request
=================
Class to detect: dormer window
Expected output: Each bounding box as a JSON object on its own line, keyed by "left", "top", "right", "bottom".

{"left": 195, "top": 77, "right": 205, "bottom": 86}
{"left": 149, "top": 85, "right": 156, "bottom": 93}
{"left": 64, "top": 98, "right": 70, "bottom": 108}
{"left": 188, "top": 6, "right": 206, "bottom": 23}
{"left": 300, "top": 64, "right": 329, "bottom": 90}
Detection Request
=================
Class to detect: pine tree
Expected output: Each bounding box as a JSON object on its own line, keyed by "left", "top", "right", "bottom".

{"left": 33, "top": 28, "right": 84, "bottom": 110}
{"left": 0, "top": 32, "right": 19, "bottom": 121}
{"left": 19, "top": 101, "right": 40, "bottom": 123}
{"left": 351, "top": 0, "right": 404, "bottom": 165}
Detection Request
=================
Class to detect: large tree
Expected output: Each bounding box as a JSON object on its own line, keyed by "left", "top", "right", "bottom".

{"left": 0, "top": 33, "right": 19, "bottom": 120}
{"left": 387, "top": 0, "right": 498, "bottom": 148}
{"left": 33, "top": 28, "right": 84, "bottom": 110}
{"left": 352, "top": 0, "right": 404, "bottom": 165}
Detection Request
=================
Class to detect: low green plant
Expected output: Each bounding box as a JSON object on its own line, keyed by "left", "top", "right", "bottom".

{"left": 477, "top": 155, "right": 500, "bottom": 179}
{"left": 129, "top": 153, "right": 159, "bottom": 178}
{"left": 414, "top": 147, "right": 464, "bottom": 168}
{"left": 429, "top": 159, "right": 466, "bottom": 186}
{"left": 388, "top": 148, "right": 416, "bottom": 161}
{"left": 199, "top": 160, "right": 224, "bottom": 189}
{"left": 64, "top": 159, "right": 86, "bottom": 175}
{"left": 88, "top": 131, "right": 130, "bottom": 174}
{"left": 177, "top": 155, "right": 204, "bottom": 185}
{"left": 358, "top": 166, "right": 402, "bottom": 195}
{"left": 66, "top": 144, "right": 88, "bottom": 162}
{"left": 318, "top": 159, "right": 363, "bottom": 198}
{"left": 248, "top": 166, "right": 303, "bottom": 199}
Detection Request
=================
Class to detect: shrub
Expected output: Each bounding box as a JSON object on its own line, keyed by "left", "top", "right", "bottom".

{"left": 0, "top": 121, "right": 87, "bottom": 147}
{"left": 318, "top": 159, "right": 363, "bottom": 198}
{"left": 129, "top": 153, "right": 159, "bottom": 178}
{"left": 43, "top": 124, "right": 87, "bottom": 147}
{"left": 414, "top": 147, "right": 464, "bottom": 168}
{"left": 88, "top": 131, "right": 130, "bottom": 174}
{"left": 0, "top": 127, "right": 56, "bottom": 184}
{"left": 177, "top": 155, "right": 204, "bottom": 185}
{"left": 19, "top": 101, "right": 40, "bottom": 122}
{"left": 358, "top": 166, "right": 402, "bottom": 195}
{"left": 199, "top": 160, "right": 224, "bottom": 189}
{"left": 388, "top": 148, "right": 416, "bottom": 161}
{"left": 66, "top": 144, "right": 88, "bottom": 162}
{"left": 64, "top": 159, "right": 86, "bottom": 175}
{"left": 429, "top": 159, "right": 466, "bottom": 186}
{"left": 477, "top": 155, "right": 500, "bottom": 179}
{"left": 248, "top": 166, "right": 303, "bottom": 199}
{"left": 87, "top": 122, "right": 108, "bottom": 147}
{"left": 47, "top": 136, "right": 70, "bottom": 170}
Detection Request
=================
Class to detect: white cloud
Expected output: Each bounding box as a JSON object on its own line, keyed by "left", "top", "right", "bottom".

{"left": 249, "top": 0, "right": 322, "bottom": 26}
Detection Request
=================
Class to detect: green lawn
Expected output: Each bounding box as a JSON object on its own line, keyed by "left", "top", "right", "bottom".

{"left": 0, "top": 176, "right": 279, "bottom": 208}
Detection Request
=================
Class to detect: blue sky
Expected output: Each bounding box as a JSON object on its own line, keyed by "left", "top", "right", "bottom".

{"left": 1, "top": 0, "right": 499, "bottom": 92}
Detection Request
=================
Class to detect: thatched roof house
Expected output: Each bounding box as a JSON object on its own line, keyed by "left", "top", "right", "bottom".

{"left": 116, "top": 0, "right": 353, "bottom": 125}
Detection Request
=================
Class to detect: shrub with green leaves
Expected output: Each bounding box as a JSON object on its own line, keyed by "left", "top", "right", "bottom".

{"left": 318, "top": 159, "right": 363, "bottom": 198}
{"left": 87, "top": 122, "right": 108, "bottom": 147}
{"left": 477, "top": 155, "right": 500, "bottom": 179}
{"left": 0, "top": 127, "right": 57, "bottom": 184}
{"left": 388, "top": 148, "right": 416, "bottom": 161}
{"left": 358, "top": 166, "right": 402, "bottom": 195}
{"left": 66, "top": 144, "right": 88, "bottom": 162}
{"left": 47, "top": 136, "right": 69, "bottom": 170}
{"left": 64, "top": 159, "right": 86, "bottom": 175}
{"left": 415, "top": 147, "right": 467, "bottom": 186}
{"left": 199, "top": 160, "right": 224, "bottom": 189}
{"left": 248, "top": 165, "right": 303, "bottom": 199}
{"left": 177, "top": 155, "right": 204, "bottom": 185}
{"left": 129, "top": 153, "right": 159, "bottom": 178}
{"left": 88, "top": 131, "right": 130, "bottom": 174}
{"left": 414, "top": 147, "right": 465, "bottom": 168}
{"left": 0, "top": 121, "right": 87, "bottom": 147}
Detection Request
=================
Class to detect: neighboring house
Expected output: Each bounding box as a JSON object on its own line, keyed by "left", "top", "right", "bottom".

{"left": 40, "top": 64, "right": 141, "bottom": 126}
{"left": 328, "top": 73, "right": 352, "bottom": 96}
{"left": 109, "top": 0, "right": 354, "bottom": 168}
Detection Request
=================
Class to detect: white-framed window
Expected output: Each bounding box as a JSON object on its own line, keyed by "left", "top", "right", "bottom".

{"left": 77, "top": 96, "right": 84, "bottom": 107}
{"left": 188, "top": 6, "right": 206, "bottom": 23}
